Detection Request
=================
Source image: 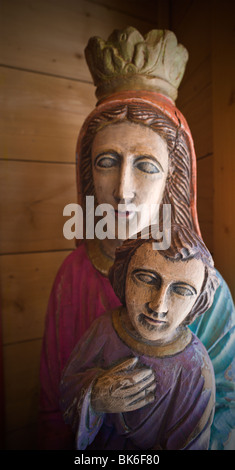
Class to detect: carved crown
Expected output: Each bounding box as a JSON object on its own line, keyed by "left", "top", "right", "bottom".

{"left": 85, "top": 27, "right": 188, "bottom": 102}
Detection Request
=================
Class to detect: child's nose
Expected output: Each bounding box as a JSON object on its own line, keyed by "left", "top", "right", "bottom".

{"left": 148, "top": 286, "right": 168, "bottom": 317}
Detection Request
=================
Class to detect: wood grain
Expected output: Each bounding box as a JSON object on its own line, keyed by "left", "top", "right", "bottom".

{"left": 170, "top": 0, "right": 211, "bottom": 80}
{"left": 3, "top": 339, "right": 42, "bottom": 432}
{"left": 0, "top": 251, "right": 72, "bottom": 345}
{"left": 0, "top": 160, "right": 77, "bottom": 253}
{"left": 89, "top": 0, "right": 168, "bottom": 25}
{"left": 0, "top": 67, "right": 96, "bottom": 163}
{"left": 5, "top": 423, "right": 38, "bottom": 450}
{"left": 171, "top": 0, "right": 214, "bottom": 253}
{"left": 197, "top": 155, "right": 213, "bottom": 252}
{"left": 212, "top": 0, "right": 235, "bottom": 297}
{"left": 0, "top": 0, "right": 154, "bottom": 81}
{"left": 177, "top": 59, "right": 212, "bottom": 159}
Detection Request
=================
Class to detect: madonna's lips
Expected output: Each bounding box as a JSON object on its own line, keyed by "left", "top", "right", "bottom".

{"left": 115, "top": 209, "right": 135, "bottom": 219}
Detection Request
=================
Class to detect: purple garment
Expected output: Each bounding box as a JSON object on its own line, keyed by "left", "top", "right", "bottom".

{"left": 38, "top": 243, "right": 121, "bottom": 449}
{"left": 60, "top": 311, "right": 215, "bottom": 450}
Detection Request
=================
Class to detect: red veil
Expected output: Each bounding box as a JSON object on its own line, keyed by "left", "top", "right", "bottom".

{"left": 76, "top": 90, "right": 201, "bottom": 239}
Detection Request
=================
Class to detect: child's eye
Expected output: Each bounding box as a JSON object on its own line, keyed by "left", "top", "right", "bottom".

{"left": 133, "top": 271, "right": 161, "bottom": 287}
{"left": 136, "top": 273, "right": 156, "bottom": 284}
{"left": 172, "top": 284, "right": 196, "bottom": 296}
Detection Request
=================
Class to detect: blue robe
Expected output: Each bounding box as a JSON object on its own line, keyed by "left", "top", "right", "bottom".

{"left": 190, "top": 271, "right": 235, "bottom": 450}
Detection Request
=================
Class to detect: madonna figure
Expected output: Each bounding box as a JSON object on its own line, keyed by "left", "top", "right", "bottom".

{"left": 38, "top": 27, "right": 235, "bottom": 450}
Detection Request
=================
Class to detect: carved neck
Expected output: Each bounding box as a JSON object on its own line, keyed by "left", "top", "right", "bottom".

{"left": 86, "top": 238, "right": 121, "bottom": 276}
{"left": 112, "top": 307, "right": 192, "bottom": 358}
{"left": 100, "top": 238, "right": 122, "bottom": 260}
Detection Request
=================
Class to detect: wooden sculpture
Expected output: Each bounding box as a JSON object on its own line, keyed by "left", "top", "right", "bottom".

{"left": 39, "top": 27, "right": 235, "bottom": 450}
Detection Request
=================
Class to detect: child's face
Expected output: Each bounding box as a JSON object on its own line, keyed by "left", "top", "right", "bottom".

{"left": 125, "top": 243, "right": 205, "bottom": 344}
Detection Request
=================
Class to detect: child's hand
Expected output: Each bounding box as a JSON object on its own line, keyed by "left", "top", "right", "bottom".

{"left": 91, "top": 357, "right": 156, "bottom": 413}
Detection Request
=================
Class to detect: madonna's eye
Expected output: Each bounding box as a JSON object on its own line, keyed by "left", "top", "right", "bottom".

{"left": 95, "top": 155, "right": 118, "bottom": 169}
{"left": 135, "top": 159, "right": 160, "bottom": 174}
{"left": 172, "top": 284, "right": 196, "bottom": 296}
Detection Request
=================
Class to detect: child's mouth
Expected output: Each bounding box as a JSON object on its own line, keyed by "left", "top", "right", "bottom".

{"left": 140, "top": 313, "right": 168, "bottom": 326}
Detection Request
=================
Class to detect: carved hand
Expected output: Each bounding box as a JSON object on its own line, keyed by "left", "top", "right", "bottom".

{"left": 91, "top": 357, "right": 156, "bottom": 413}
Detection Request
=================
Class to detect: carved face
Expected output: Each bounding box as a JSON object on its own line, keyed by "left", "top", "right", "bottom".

{"left": 125, "top": 243, "right": 205, "bottom": 344}
{"left": 92, "top": 122, "right": 169, "bottom": 239}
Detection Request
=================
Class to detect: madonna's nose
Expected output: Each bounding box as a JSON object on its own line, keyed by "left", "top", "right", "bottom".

{"left": 113, "top": 162, "right": 136, "bottom": 203}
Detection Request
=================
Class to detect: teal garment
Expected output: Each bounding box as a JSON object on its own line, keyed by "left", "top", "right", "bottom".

{"left": 190, "top": 270, "right": 235, "bottom": 450}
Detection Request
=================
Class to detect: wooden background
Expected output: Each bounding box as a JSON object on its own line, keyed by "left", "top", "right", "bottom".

{"left": 0, "top": 0, "right": 234, "bottom": 449}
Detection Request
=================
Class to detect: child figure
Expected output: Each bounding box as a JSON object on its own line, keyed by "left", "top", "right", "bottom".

{"left": 60, "top": 225, "right": 219, "bottom": 450}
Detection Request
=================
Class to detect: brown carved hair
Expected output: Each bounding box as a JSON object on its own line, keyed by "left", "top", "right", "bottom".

{"left": 109, "top": 224, "right": 219, "bottom": 326}
{"left": 78, "top": 101, "right": 196, "bottom": 232}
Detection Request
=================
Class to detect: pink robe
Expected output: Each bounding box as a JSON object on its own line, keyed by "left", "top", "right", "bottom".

{"left": 38, "top": 242, "right": 120, "bottom": 449}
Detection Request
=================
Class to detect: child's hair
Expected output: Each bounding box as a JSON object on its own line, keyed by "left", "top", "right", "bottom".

{"left": 109, "top": 224, "right": 220, "bottom": 325}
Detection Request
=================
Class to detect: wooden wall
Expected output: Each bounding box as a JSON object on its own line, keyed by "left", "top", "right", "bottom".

{"left": 211, "top": 0, "right": 235, "bottom": 299}
{"left": 0, "top": 0, "right": 234, "bottom": 450}
{"left": 170, "top": 0, "right": 214, "bottom": 253}
{"left": 169, "top": 0, "right": 235, "bottom": 297}
{"left": 0, "top": 0, "right": 169, "bottom": 450}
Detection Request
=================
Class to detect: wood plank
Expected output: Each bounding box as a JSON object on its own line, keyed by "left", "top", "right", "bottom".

{"left": 0, "top": 160, "right": 78, "bottom": 253}
{"left": 197, "top": 222, "right": 213, "bottom": 256}
{"left": 0, "top": 251, "right": 72, "bottom": 345}
{"left": 0, "top": 0, "right": 154, "bottom": 81}
{"left": 3, "top": 339, "right": 41, "bottom": 433}
{"left": 177, "top": 60, "right": 212, "bottom": 158}
{"left": 196, "top": 155, "right": 213, "bottom": 252}
{"left": 212, "top": 0, "right": 235, "bottom": 298}
{"left": 170, "top": 1, "right": 213, "bottom": 159}
{"left": 0, "top": 302, "right": 5, "bottom": 449}
{"left": 170, "top": 0, "right": 195, "bottom": 31}
{"left": 0, "top": 67, "right": 96, "bottom": 163}
{"left": 5, "top": 423, "right": 38, "bottom": 450}
{"left": 90, "top": 0, "right": 169, "bottom": 26}
{"left": 171, "top": 0, "right": 212, "bottom": 82}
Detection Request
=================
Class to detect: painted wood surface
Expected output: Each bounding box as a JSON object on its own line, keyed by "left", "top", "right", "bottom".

{"left": 0, "top": 0, "right": 233, "bottom": 450}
